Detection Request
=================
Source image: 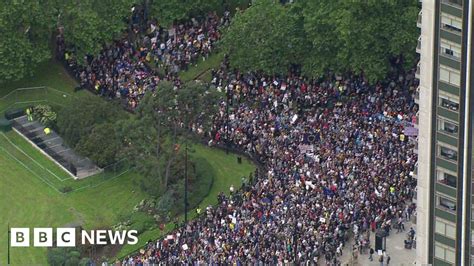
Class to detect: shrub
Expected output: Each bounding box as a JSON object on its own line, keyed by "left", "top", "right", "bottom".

{"left": 75, "top": 122, "right": 121, "bottom": 168}
{"left": 56, "top": 95, "right": 123, "bottom": 148}
{"left": 33, "top": 104, "right": 57, "bottom": 127}
{"left": 130, "top": 212, "right": 156, "bottom": 234}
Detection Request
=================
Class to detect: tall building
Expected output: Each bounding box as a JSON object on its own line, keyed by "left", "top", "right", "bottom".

{"left": 417, "top": 0, "right": 473, "bottom": 265}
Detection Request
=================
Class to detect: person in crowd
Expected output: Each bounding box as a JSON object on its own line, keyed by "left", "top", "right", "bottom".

{"left": 119, "top": 64, "right": 418, "bottom": 264}
{"left": 57, "top": 12, "right": 227, "bottom": 109}
{"left": 57, "top": 11, "right": 418, "bottom": 265}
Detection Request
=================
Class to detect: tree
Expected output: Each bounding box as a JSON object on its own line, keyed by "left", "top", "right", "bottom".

{"left": 301, "top": 0, "right": 419, "bottom": 82}
{"left": 120, "top": 81, "right": 219, "bottom": 196}
{"left": 0, "top": 0, "right": 54, "bottom": 81}
{"left": 0, "top": 0, "right": 137, "bottom": 82}
{"left": 221, "top": 0, "right": 306, "bottom": 75}
{"left": 177, "top": 81, "right": 221, "bottom": 136}
{"left": 149, "top": 0, "right": 249, "bottom": 27}
{"left": 299, "top": 1, "right": 344, "bottom": 79}
{"left": 149, "top": 0, "right": 192, "bottom": 27}
{"left": 115, "top": 116, "right": 193, "bottom": 196}
{"left": 57, "top": 0, "right": 136, "bottom": 59}
{"left": 56, "top": 95, "right": 123, "bottom": 148}
{"left": 220, "top": 0, "right": 418, "bottom": 81}
{"left": 75, "top": 122, "right": 122, "bottom": 167}
{"left": 47, "top": 247, "right": 82, "bottom": 266}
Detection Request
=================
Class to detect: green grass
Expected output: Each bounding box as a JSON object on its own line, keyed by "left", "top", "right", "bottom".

{"left": 0, "top": 130, "right": 133, "bottom": 193}
{"left": 0, "top": 60, "right": 256, "bottom": 264}
{"left": 148, "top": 52, "right": 223, "bottom": 83}
{"left": 0, "top": 128, "right": 254, "bottom": 265}
{"left": 0, "top": 59, "right": 87, "bottom": 115}
{"left": 0, "top": 129, "right": 147, "bottom": 265}
{"left": 0, "top": 59, "right": 78, "bottom": 97}
{"left": 178, "top": 53, "right": 224, "bottom": 82}
{"left": 115, "top": 143, "right": 255, "bottom": 260}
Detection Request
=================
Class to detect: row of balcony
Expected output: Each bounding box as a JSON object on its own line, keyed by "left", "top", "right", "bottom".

{"left": 417, "top": 1, "right": 463, "bottom": 30}
{"left": 411, "top": 5, "right": 423, "bottom": 181}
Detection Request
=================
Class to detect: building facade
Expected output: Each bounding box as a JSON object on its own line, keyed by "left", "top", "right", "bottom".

{"left": 416, "top": 0, "right": 473, "bottom": 265}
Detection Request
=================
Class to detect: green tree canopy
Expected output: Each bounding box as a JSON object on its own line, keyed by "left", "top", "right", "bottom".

{"left": 221, "top": 0, "right": 419, "bottom": 81}
{"left": 75, "top": 122, "right": 122, "bottom": 167}
{"left": 0, "top": 0, "right": 53, "bottom": 81}
{"left": 47, "top": 247, "right": 82, "bottom": 266}
{"left": 57, "top": 0, "right": 136, "bottom": 59}
{"left": 0, "top": 0, "right": 136, "bottom": 82}
{"left": 120, "top": 81, "right": 220, "bottom": 196}
{"left": 56, "top": 95, "right": 124, "bottom": 148}
{"left": 149, "top": 0, "right": 250, "bottom": 27}
{"left": 302, "top": 0, "right": 419, "bottom": 82}
{"left": 221, "top": 0, "right": 306, "bottom": 75}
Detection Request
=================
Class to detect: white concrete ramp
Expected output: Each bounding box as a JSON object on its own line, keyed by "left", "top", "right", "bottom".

{"left": 10, "top": 115, "right": 102, "bottom": 179}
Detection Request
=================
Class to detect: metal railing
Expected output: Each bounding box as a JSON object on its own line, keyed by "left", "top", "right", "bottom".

{"left": 0, "top": 86, "right": 75, "bottom": 115}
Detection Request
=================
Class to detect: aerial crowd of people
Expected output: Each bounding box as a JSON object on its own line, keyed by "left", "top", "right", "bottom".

{"left": 57, "top": 10, "right": 419, "bottom": 266}
{"left": 57, "top": 11, "right": 229, "bottom": 109}
{"left": 122, "top": 62, "right": 418, "bottom": 265}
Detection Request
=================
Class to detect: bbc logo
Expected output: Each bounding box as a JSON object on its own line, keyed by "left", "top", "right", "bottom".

{"left": 11, "top": 228, "right": 75, "bottom": 247}
{"left": 10, "top": 227, "right": 139, "bottom": 247}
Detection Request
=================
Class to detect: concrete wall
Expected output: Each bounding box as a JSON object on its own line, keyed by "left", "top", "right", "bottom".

{"left": 416, "top": 0, "right": 436, "bottom": 264}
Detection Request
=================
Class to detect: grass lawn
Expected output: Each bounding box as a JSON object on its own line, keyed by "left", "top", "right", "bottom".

{"left": 178, "top": 53, "right": 224, "bottom": 83}
{"left": 0, "top": 129, "right": 147, "bottom": 265}
{"left": 0, "top": 60, "right": 78, "bottom": 97}
{"left": 148, "top": 52, "right": 223, "bottom": 84}
{"left": 115, "top": 143, "right": 255, "bottom": 260}
{"left": 0, "top": 59, "right": 87, "bottom": 114}
{"left": 0, "top": 60, "right": 255, "bottom": 264}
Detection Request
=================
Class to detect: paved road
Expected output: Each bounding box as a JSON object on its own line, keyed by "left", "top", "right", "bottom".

{"left": 338, "top": 222, "right": 416, "bottom": 266}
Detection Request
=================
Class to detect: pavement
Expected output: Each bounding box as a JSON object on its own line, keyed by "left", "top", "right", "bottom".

{"left": 337, "top": 221, "right": 417, "bottom": 266}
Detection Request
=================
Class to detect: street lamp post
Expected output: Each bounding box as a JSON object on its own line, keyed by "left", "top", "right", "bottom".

{"left": 184, "top": 141, "right": 188, "bottom": 224}
{"left": 7, "top": 223, "right": 10, "bottom": 265}
{"left": 225, "top": 89, "right": 231, "bottom": 154}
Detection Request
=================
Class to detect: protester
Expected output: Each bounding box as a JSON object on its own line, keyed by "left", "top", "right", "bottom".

{"left": 118, "top": 65, "right": 418, "bottom": 264}
{"left": 58, "top": 12, "right": 228, "bottom": 109}
{"left": 57, "top": 11, "right": 418, "bottom": 265}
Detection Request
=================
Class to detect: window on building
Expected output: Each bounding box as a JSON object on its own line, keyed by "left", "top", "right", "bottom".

{"left": 442, "top": 0, "right": 462, "bottom": 7}
{"left": 435, "top": 243, "right": 456, "bottom": 263}
{"left": 438, "top": 118, "right": 459, "bottom": 135}
{"left": 437, "top": 195, "right": 456, "bottom": 212}
{"left": 439, "top": 145, "right": 458, "bottom": 161}
{"left": 440, "top": 65, "right": 461, "bottom": 86}
{"left": 435, "top": 218, "right": 456, "bottom": 238}
{"left": 440, "top": 39, "right": 462, "bottom": 59}
{"left": 441, "top": 13, "right": 463, "bottom": 33}
{"left": 437, "top": 169, "right": 457, "bottom": 188}
{"left": 440, "top": 96, "right": 459, "bottom": 111}
{"left": 446, "top": 248, "right": 456, "bottom": 263}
